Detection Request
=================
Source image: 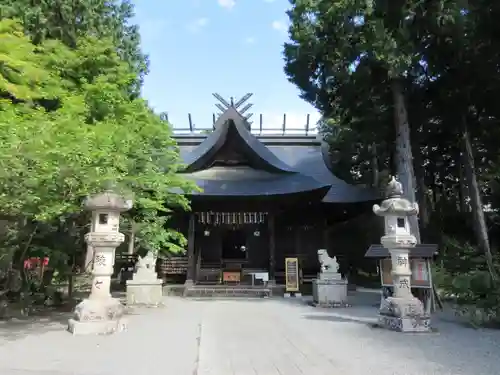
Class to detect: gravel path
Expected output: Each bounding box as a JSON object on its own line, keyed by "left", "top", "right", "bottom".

{"left": 0, "top": 294, "right": 499, "bottom": 375}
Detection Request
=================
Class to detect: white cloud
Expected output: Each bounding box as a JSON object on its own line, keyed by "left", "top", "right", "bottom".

{"left": 244, "top": 36, "right": 256, "bottom": 44}
{"left": 271, "top": 20, "right": 287, "bottom": 33}
{"left": 186, "top": 17, "right": 209, "bottom": 33}
{"left": 218, "top": 0, "right": 235, "bottom": 9}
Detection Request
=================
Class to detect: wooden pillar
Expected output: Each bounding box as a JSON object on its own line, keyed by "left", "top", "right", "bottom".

{"left": 127, "top": 230, "right": 135, "bottom": 255}
{"left": 323, "top": 219, "right": 330, "bottom": 253}
{"left": 193, "top": 244, "right": 201, "bottom": 283}
{"left": 185, "top": 214, "right": 196, "bottom": 285}
{"left": 294, "top": 225, "right": 300, "bottom": 256}
{"left": 268, "top": 213, "right": 276, "bottom": 284}
{"left": 127, "top": 220, "right": 138, "bottom": 255}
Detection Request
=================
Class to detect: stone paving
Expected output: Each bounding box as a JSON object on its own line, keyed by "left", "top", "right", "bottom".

{"left": 0, "top": 294, "right": 499, "bottom": 375}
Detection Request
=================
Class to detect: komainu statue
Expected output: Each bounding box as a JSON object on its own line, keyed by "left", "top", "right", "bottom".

{"left": 317, "top": 249, "right": 339, "bottom": 274}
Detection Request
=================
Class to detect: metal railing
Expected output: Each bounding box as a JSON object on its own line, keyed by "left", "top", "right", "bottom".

{"left": 170, "top": 112, "right": 318, "bottom": 135}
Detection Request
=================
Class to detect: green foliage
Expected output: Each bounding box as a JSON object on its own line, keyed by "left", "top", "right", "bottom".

{"left": 284, "top": 0, "right": 500, "bottom": 215}
{"left": 0, "top": 19, "right": 196, "bottom": 261}
{"left": 284, "top": 0, "right": 500, "bottom": 232}
{"left": 0, "top": 0, "right": 148, "bottom": 97}
{"left": 432, "top": 236, "right": 500, "bottom": 326}
{"left": 285, "top": 0, "right": 500, "bottom": 320}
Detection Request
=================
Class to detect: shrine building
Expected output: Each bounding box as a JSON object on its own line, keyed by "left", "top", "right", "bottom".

{"left": 164, "top": 99, "right": 379, "bottom": 290}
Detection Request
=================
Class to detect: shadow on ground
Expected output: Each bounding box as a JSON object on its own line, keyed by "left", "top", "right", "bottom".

{"left": 0, "top": 307, "right": 72, "bottom": 341}
{"left": 299, "top": 289, "right": 489, "bottom": 330}
{"left": 0, "top": 290, "right": 133, "bottom": 341}
{"left": 303, "top": 312, "right": 377, "bottom": 325}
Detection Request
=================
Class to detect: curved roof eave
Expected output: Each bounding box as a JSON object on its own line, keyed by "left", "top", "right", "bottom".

{"left": 180, "top": 167, "right": 331, "bottom": 197}
{"left": 182, "top": 107, "right": 295, "bottom": 173}
{"left": 267, "top": 140, "right": 382, "bottom": 204}
{"left": 321, "top": 185, "right": 381, "bottom": 203}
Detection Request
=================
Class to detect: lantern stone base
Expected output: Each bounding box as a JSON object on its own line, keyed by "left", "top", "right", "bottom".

{"left": 67, "top": 297, "right": 127, "bottom": 335}
{"left": 312, "top": 277, "right": 348, "bottom": 307}
{"left": 378, "top": 315, "right": 431, "bottom": 332}
{"left": 126, "top": 278, "right": 163, "bottom": 306}
{"left": 377, "top": 296, "right": 431, "bottom": 332}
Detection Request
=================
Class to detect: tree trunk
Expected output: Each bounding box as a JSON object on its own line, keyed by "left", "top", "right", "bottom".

{"left": 84, "top": 216, "right": 95, "bottom": 271}
{"left": 411, "top": 124, "right": 430, "bottom": 237}
{"left": 455, "top": 148, "right": 470, "bottom": 213}
{"left": 128, "top": 229, "right": 135, "bottom": 255}
{"left": 461, "top": 116, "right": 498, "bottom": 282}
{"left": 370, "top": 142, "right": 379, "bottom": 187}
{"left": 84, "top": 246, "right": 94, "bottom": 271}
{"left": 391, "top": 78, "right": 421, "bottom": 243}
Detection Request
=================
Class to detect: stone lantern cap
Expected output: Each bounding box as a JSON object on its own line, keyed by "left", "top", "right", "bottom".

{"left": 83, "top": 190, "right": 133, "bottom": 212}
{"left": 373, "top": 177, "right": 418, "bottom": 217}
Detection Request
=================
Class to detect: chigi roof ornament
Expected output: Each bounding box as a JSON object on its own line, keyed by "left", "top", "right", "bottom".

{"left": 213, "top": 92, "right": 253, "bottom": 123}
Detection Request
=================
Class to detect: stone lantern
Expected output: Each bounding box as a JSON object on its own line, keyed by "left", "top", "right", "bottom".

{"left": 67, "top": 191, "right": 132, "bottom": 335}
{"left": 372, "top": 177, "right": 431, "bottom": 332}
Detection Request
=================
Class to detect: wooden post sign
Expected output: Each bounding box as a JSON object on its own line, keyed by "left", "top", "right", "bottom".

{"left": 285, "top": 257, "right": 299, "bottom": 292}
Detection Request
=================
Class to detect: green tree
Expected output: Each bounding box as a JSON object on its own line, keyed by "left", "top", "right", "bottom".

{"left": 285, "top": 0, "right": 462, "bottom": 242}
{"left": 0, "top": 0, "right": 148, "bottom": 97}
{"left": 284, "top": 0, "right": 500, "bottom": 287}
{"left": 0, "top": 19, "right": 194, "bottom": 271}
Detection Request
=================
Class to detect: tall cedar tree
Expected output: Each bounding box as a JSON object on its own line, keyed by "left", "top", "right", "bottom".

{"left": 284, "top": 0, "right": 499, "bottom": 281}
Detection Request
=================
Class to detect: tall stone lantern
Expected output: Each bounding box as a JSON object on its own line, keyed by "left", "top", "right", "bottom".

{"left": 373, "top": 177, "right": 431, "bottom": 332}
{"left": 68, "top": 191, "right": 132, "bottom": 335}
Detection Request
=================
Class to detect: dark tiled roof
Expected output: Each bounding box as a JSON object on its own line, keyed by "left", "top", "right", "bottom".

{"left": 183, "top": 107, "right": 294, "bottom": 173}
{"left": 174, "top": 108, "right": 381, "bottom": 203}
{"left": 181, "top": 166, "right": 330, "bottom": 196}
{"left": 364, "top": 244, "right": 438, "bottom": 258}
{"left": 266, "top": 144, "right": 379, "bottom": 203}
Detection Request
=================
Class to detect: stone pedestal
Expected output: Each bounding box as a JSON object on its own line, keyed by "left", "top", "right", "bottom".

{"left": 376, "top": 247, "right": 431, "bottom": 332}
{"left": 68, "top": 297, "right": 127, "bottom": 335}
{"left": 378, "top": 296, "right": 430, "bottom": 332}
{"left": 126, "top": 279, "right": 162, "bottom": 305}
{"left": 68, "top": 235, "right": 127, "bottom": 335}
{"left": 312, "top": 273, "right": 348, "bottom": 307}
{"left": 126, "top": 253, "right": 163, "bottom": 306}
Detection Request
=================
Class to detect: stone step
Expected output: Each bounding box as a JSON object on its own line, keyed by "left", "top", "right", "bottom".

{"left": 183, "top": 286, "right": 271, "bottom": 298}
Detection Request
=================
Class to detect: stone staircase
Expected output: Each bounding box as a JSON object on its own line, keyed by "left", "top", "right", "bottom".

{"left": 160, "top": 284, "right": 276, "bottom": 298}
{"left": 184, "top": 285, "right": 271, "bottom": 298}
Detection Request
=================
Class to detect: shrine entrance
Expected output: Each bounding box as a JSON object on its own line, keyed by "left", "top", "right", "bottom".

{"left": 221, "top": 227, "right": 247, "bottom": 260}
{"left": 193, "top": 211, "right": 271, "bottom": 286}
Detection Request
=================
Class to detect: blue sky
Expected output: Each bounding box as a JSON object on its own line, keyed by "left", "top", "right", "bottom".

{"left": 132, "top": 0, "right": 320, "bottom": 132}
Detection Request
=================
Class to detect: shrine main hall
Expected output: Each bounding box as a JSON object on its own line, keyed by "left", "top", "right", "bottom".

{"left": 164, "top": 103, "right": 379, "bottom": 291}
